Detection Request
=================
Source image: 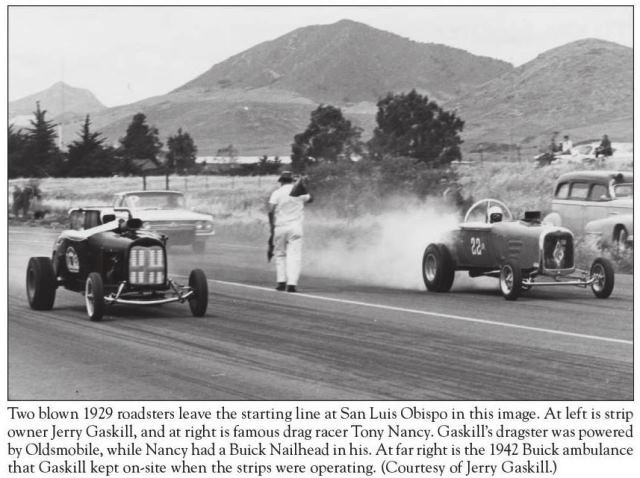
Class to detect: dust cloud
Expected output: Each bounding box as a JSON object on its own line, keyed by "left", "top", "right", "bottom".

{"left": 305, "top": 199, "right": 461, "bottom": 290}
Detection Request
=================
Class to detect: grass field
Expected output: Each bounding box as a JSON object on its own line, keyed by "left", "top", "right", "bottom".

{"left": 9, "top": 175, "right": 278, "bottom": 223}
{"left": 9, "top": 159, "right": 633, "bottom": 273}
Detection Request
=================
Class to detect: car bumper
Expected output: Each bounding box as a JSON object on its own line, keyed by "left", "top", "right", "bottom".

{"left": 195, "top": 231, "right": 216, "bottom": 238}
{"left": 144, "top": 227, "right": 215, "bottom": 244}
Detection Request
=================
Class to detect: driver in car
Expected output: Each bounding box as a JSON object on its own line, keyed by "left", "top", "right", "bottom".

{"left": 488, "top": 206, "right": 503, "bottom": 223}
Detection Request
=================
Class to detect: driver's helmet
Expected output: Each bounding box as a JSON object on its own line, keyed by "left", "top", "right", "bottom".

{"left": 488, "top": 205, "right": 503, "bottom": 223}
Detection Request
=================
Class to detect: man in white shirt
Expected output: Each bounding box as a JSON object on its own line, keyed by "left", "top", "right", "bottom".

{"left": 268, "top": 171, "right": 312, "bottom": 292}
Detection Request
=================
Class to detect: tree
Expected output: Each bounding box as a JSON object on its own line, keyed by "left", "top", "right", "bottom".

{"left": 8, "top": 124, "right": 29, "bottom": 178}
{"left": 65, "top": 115, "right": 118, "bottom": 176}
{"left": 119, "top": 113, "right": 162, "bottom": 174}
{"left": 166, "top": 128, "right": 198, "bottom": 174}
{"left": 369, "top": 90, "right": 464, "bottom": 166}
{"left": 21, "top": 102, "right": 63, "bottom": 176}
{"left": 216, "top": 144, "right": 238, "bottom": 163}
{"left": 291, "top": 104, "right": 362, "bottom": 172}
{"left": 257, "top": 155, "right": 281, "bottom": 175}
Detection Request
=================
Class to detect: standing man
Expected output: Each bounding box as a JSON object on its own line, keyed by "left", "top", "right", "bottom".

{"left": 268, "top": 171, "right": 312, "bottom": 292}
{"left": 561, "top": 135, "right": 573, "bottom": 154}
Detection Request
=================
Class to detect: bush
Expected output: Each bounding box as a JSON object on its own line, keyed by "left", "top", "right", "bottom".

{"left": 307, "top": 156, "right": 455, "bottom": 217}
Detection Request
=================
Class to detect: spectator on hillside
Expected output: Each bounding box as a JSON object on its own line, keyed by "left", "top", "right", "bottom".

{"left": 550, "top": 132, "right": 561, "bottom": 153}
{"left": 595, "top": 134, "right": 613, "bottom": 158}
{"left": 560, "top": 135, "right": 573, "bottom": 154}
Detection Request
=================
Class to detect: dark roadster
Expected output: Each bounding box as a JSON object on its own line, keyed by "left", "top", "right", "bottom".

{"left": 422, "top": 199, "right": 614, "bottom": 300}
{"left": 26, "top": 208, "right": 209, "bottom": 320}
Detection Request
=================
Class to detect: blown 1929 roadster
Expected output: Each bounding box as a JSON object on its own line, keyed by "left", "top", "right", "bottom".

{"left": 422, "top": 199, "right": 615, "bottom": 300}
{"left": 26, "top": 208, "right": 209, "bottom": 320}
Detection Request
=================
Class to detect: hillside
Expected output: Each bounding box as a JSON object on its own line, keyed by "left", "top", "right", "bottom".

{"left": 449, "top": 39, "right": 632, "bottom": 153}
{"left": 176, "top": 19, "right": 513, "bottom": 105}
{"left": 43, "top": 28, "right": 631, "bottom": 159}
{"left": 52, "top": 20, "right": 514, "bottom": 155}
{"left": 9, "top": 81, "right": 106, "bottom": 124}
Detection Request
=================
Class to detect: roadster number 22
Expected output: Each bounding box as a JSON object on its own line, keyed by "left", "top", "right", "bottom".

{"left": 422, "top": 199, "right": 615, "bottom": 300}
{"left": 26, "top": 208, "right": 209, "bottom": 320}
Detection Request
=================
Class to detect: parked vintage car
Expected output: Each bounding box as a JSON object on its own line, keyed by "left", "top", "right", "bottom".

{"left": 26, "top": 208, "right": 209, "bottom": 321}
{"left": 543, "top": 170, "right": 633, "bottom": 249}
{"left": 112, "top": 190, "right": 215, "bottom": 253}
{"left": 422, "top": 199, "right": 614, "bottom": 300}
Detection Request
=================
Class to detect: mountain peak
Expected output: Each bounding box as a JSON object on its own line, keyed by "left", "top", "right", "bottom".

{"left": 9, "top": 82, "right": 106, "bottom": 120}
{"left": 175, "top": 20, "right": 512, "bottom": 104}
{"left": 449, "top": 36, "right": 631, "bottom": 147}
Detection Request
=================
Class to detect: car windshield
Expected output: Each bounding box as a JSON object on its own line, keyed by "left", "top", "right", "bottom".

{"left": 613, "top": 184, "right": 633, "bottom": 198}
{"left": 123, "top": 193, "right": 186, "bottom": 209}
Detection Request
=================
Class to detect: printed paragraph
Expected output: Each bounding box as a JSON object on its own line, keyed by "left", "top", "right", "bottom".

{"left": 5, "top": 404, "right": 635, "bottom": 476}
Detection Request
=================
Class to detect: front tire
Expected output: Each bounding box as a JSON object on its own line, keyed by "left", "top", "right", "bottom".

{"left": 85, "top": 272, "right": 105, "bottom": 321}
{"left": 590, "top": 258, "right": 614, "bottom": 298}
{"left": 188, "top": 269, "right": 208, "bottom": 317}
{"left": 26, "top": 257, "right": 57, "bottom": 310}
{"left": 499, "top": 261, "right": 522, "bottom": 300}
{"left": 422, "top": 244, "right": 455, "bottom": 292}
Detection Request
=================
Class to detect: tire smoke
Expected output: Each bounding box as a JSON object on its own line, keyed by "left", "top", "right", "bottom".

{"left": 305, "top": 199, "right": 461, "bottom": 290}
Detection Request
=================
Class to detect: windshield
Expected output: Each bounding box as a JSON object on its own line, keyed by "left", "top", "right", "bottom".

{"left": 123, "top": 193, "right": 186, "bottom": 209}
{"left": 613, "top": 184, "right": 633, "bottom": 199}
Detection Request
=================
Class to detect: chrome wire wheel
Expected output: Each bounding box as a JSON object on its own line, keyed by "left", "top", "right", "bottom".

{"left": 590, "top": 258, "right": 614, "bottom": 299}
{"left": 499, "top": 261, "right": 521, "bottom": 300}
{"left": 84, "top": 272, "right": 105, "bottom": 321}
{"left": 85, "top": 278, "right": 95, "bottom": 317}
{"left": 424, "top": 253, "right": 437, "bottom": 283}
{"left": 591, "top": 262, "right": 605, "bottom": 294}
{"left": 500, "top": 265, "right": 514, "bottom": 294}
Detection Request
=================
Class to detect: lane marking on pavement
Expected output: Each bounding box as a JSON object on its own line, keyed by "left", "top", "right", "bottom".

{"left": 176, "top": 276, "right": 632, "bottom": 346}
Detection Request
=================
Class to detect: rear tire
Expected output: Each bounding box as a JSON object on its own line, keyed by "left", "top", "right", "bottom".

{"left": 422, "top": 244, "right": 455, "bottom": 292}
{"left": 188, "top": 269, "right": 208, "bottom": 317}
{"left": 499, "top": 261, "right": 522, "bottom": 300}
{"left": 85, "top": 272, "right": 105, "bottom": 321}
{"left": 590, "top": 258, "right": 614, "bottom": 298}
{"left": 26, "top": 257, "right": 57, "bottom": 310}
{"left": 614, "top": 226, "right": 629, "bottom": 253}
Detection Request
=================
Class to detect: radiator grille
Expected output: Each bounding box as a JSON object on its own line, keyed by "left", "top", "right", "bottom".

{"left": 543, "top": 233, "right": 574, "bottom": 270}
{"left": 129, "top": 246, "right": 165, "bottom": 285}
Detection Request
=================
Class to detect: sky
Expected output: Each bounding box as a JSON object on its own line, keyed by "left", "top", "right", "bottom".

{"left": 7, "top": 4, "right": 633, "bottom": 107}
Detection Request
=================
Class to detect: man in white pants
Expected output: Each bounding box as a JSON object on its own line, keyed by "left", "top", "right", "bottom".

{"left": 268, "top": 171, "right": 312, "bottom": 292}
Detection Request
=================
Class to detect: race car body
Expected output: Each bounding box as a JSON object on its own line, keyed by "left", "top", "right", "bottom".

{"left": 26, "top": 208, "right": 208, "bottom": 321}
{"left": 422, "top": 199, "right": 614, "bottom": 300}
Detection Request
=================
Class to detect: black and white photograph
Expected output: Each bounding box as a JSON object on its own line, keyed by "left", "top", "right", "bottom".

{"left": 6, "top": 5, "right": 633, "bottom": 402}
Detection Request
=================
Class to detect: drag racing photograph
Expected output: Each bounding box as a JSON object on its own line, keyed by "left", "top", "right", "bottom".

{"left": 7, "top": 5, "right": 632, "bottom": 400}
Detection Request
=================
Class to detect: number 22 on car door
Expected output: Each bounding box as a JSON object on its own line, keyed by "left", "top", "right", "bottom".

{"left": 463, "top": 230, "right": 491, "bottom": 266}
